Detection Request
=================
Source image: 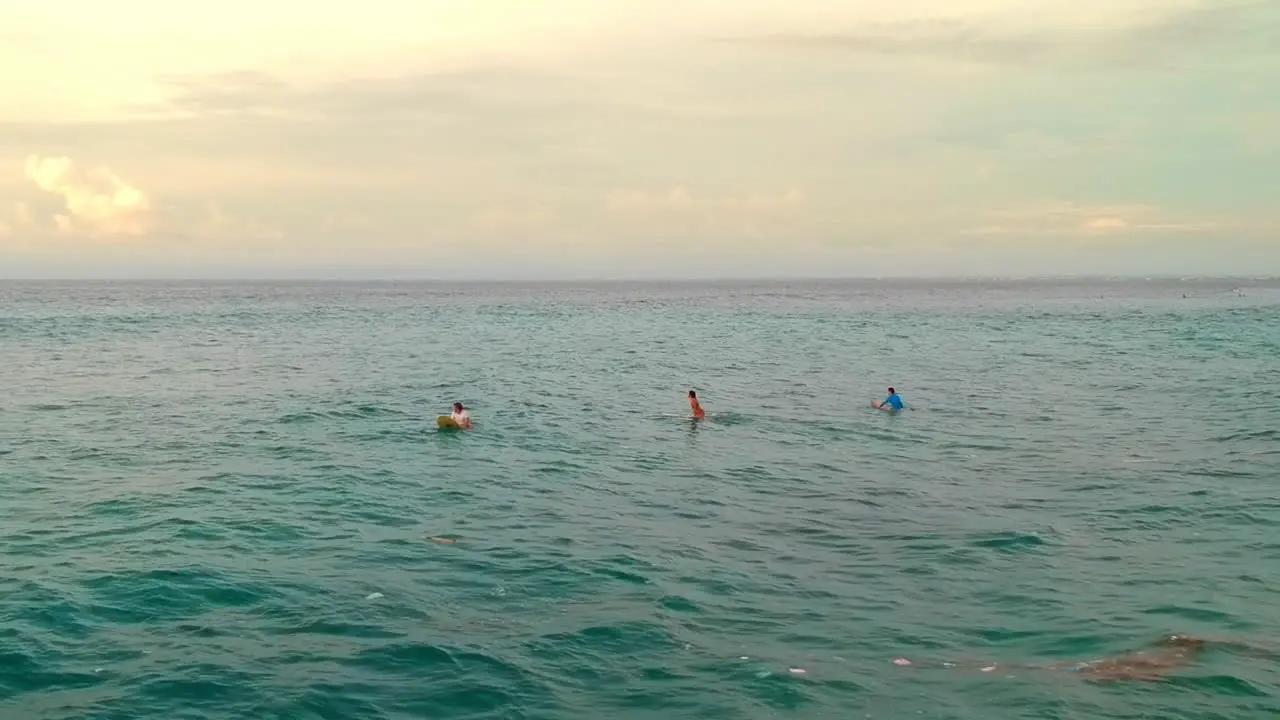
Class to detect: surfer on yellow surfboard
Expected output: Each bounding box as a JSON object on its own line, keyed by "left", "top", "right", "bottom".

{"left": 436, "top": 402, "right": 473, "bottom": 430}
{"left": 450, "top": 402, "right": 473, "bottom": 428}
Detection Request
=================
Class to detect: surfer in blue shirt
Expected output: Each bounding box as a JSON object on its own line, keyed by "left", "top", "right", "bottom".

{"left": 876, "top": 387, "right": 904, "bottom": 410}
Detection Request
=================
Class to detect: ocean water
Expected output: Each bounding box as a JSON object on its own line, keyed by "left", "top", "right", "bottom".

{"left": 1, "top": 278, "right": 1278, "bottom": 720}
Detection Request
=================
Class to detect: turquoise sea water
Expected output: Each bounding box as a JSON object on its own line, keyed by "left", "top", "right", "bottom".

{"left": 2, "top": 278, "right": 1278, "bottom": 719}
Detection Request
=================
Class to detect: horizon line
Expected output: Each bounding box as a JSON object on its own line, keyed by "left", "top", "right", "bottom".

{"left": 1, "top": 274, "right": 1277, "bottom": 284}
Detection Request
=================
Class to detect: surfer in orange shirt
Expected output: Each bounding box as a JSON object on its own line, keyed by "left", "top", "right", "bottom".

{"left": 688, "top": 390, "right": 706, "bottom": 419}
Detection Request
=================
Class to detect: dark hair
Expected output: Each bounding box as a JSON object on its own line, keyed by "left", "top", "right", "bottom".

{"left": 888, "top": 387, "right": 895, "bottom": 394}
{"left": 688, "top": 390, "right": 697, "bottom": 398}
{"left": 453, "top": 402, "right": 464, "bottom": 410}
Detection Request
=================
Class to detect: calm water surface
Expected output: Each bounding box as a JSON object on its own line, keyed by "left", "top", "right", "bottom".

{"left": 2, "top": 279, "right": 1278, "bottom": 719}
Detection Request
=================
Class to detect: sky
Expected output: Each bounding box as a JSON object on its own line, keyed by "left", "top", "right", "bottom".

{"left": 1, "top": 0, "right": 1276, "bottom": 279}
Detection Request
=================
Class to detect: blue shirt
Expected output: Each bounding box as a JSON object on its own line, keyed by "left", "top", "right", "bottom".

{"left": 882, "top": 393, "right": 904, "bottom": 409}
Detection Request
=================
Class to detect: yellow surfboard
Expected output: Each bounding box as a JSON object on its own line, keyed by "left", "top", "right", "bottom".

{"left": 436, "top": 415, "right": 461, "bottom": 429}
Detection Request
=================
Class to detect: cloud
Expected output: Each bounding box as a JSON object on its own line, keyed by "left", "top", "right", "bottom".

{"left": 22, "top": 155, "right": 153, "bottom": 237}
{"left": 724, "top": 189, "right": 808, "bottom": 215}
{"left": 963, "top": 202, "right": 1221, "bottom": 238}
{"left": 139, "top": 66, "right": 652, "bottom": 195}
{"left": 0, "top": 202, "right": 24, "bottom": 238}
{"left": 155, "top": 71, "right": 298, "bottom": 119}
{"left": 8, "top": 157, "right": 279, "bottom": 248}
{"left": 469, "top": 205, "right": 558, "bottom": 234}
{"left": 606, "top": 187, "right": 697, "bottom": 216}
{"left": 1080, "top": 217, "right": 1132, "bottom": 235}
{"left": 151, "top": 66, "right": 612, "bottom": 127}
{"left": 187, "top": 201, "right": 282, "bottom": 242}
{"left": 2, "top": 2, "right": 1276, "bottom": 277}
{"left": 726, "top": 1, "right": 1277, "bottom": 70}
{"left": 598, "top": 187, "right": 814, "bottom": 261}
{"left": 606, "top": 187, "right": 806, "bottom": 222}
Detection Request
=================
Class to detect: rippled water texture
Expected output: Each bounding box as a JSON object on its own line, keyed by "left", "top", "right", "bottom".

{"left": 2, "top": 279, "right": 1279, "bottom": 719}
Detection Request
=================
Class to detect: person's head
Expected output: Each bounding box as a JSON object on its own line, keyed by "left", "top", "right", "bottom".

{"left": 453, "top": 402, "right": 464, "bottom": 412}
{"left": 688, "top": 390, "right": 697, "bottom": 399}
{"left": 888, "top": 387, "right": 895, "bottom": 395}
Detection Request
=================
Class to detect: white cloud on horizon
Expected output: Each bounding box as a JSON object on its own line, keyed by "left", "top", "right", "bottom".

{"left": 22, "top": 155, "right": 154, "bottom": 237}
{"left": 963, "top": 202, "right": 1226, "bottom": 239}
{"left": 605, "top": 188, "right": 811, "bottom": 243}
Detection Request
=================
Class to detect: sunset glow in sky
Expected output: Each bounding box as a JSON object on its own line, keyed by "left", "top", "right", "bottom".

{"left": 2, "top": 0, "right": 1276, "bottom": 278}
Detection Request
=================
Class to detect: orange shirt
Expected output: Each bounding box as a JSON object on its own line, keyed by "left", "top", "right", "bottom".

{"left": 690, "top": 398, "right": 705, "bottom": 418}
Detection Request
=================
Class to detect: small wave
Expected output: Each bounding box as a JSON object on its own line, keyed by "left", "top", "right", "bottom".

{"left": 1214, "top": 429, "right": 1279, "bottom": 442}
{"left": 1163, "top": 674, "right": 1271, "bottom": 697}
{"left": 26, "top": 403, "right": 71, "bottom": 411}
{"left": 1141, "top": 605, "right": 1235, "bottom": 623}
{"left": 268, "top": 620, "right": 405, "bottom": 639}
{"left": 968, "top": 532, "right": 1050, "bottom": 551}
{"left": 80, "top": 567, "right": 279, "bottom": 623}
{"left": 1186, "top": 467, "right": 1258, "bottom": 479}
{"left": 277, "top": 404, "right": 406, "bottom": 424}
{"left": 534, "top": 460, "right": 591, "bottom": 475}
{"left": 659, "top": 595, "right": 701, "bottom": 613}
{"left": 938, "top": 441, "right": 1013, "bottom": 452}
{"left": 1064, "top": 483, "right": 1119, "bottom": 493}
